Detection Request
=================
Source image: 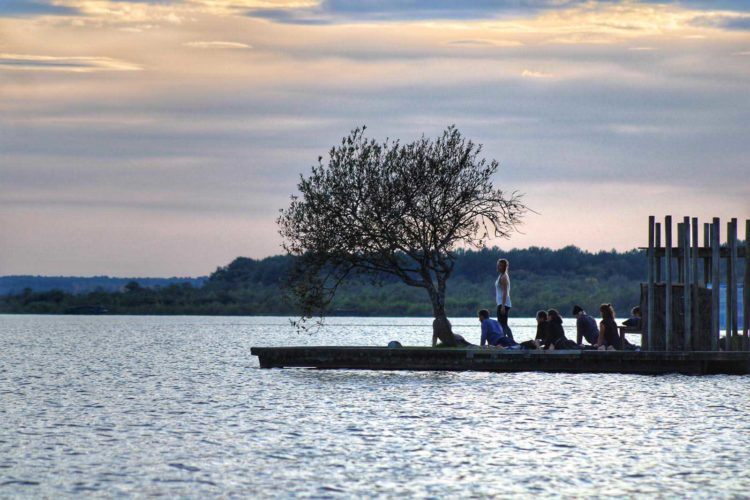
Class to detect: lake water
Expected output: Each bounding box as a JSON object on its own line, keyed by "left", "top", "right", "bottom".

{"left": 1, "top": 315, "right": 749, "bottom": 498}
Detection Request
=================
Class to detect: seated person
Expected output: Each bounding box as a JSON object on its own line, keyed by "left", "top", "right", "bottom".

{"left": 535, "top": 310, "right": 548, "bottom": 341}
{"left": 623, "top": 306, "right": 642, "bottom": 329}
{"left": 478, "top": 309, "right": 517, "bottom": 348}
{"left": 540, "top": 309, "right": 578, "bottom": 350}
{"left": 432, "top": 316, "right": 473, "bottom": 347}
{"left": 573, "top": 305, "right": 599, "bottom": 345}
{"left": 594, "top": 303, "right": 620, "bottom": 350}
{"left": 522, "top": 310, "right": 548, "bottom": 349}
{"left": 537, "top": 309, "right": 575, "bottom": 350}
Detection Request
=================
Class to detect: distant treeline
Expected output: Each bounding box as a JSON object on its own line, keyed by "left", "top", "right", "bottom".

{"left": 1, "top": 246, "right": 662, "bottom": 317}
{"left": 0, "top": 275, "right": 206, "bottom": 296}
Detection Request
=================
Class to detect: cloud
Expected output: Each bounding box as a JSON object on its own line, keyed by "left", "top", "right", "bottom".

{"left": 245, "top": 0, "right": 598, "bottom": 25}
{"left": 245, "top": 0, "right": 750, "bottom": 25}
{"left": 0, "top": 0, "right": 80, "bottom": 17}
{"left": 0, "top": 54, "right": 142, "bottom": 72}
{"left": 690, "top": 13, "right": 750, "bottom": 31}
{"left": 521, "top": 69, "right": 553, "bottom": 78}
{"left": 643, "top": 1, "right": 750, "bottom": 12}
{"left": 183, "top": 41, "right": 253, "bottom": 49}
{"left": 445, "top": 39, "right": 523, "bottom": 47}
{"left": 2, "top": 0, "right": 749, "bottom": 275}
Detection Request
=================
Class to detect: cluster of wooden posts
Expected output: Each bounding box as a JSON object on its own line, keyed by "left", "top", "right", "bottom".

{"left": 645, "top": 216, "right": 749, "bottom": 352}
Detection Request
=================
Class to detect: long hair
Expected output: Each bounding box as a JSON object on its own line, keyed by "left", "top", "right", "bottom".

{"left": 547, "top": 308, "right": 561, "bottom": 322}
{"left": 599, "top": 303, "right": 615, "bottom": 320}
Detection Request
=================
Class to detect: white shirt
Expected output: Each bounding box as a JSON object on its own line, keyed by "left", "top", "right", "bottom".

{"left": 495, "top": 273, "right": 512, "bottom": 307}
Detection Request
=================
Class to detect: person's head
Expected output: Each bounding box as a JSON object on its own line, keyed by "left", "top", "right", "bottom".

{"left": 496, "top": 258, "right": 508, "bottom": 273}
{"left": 572, "top": 305, "right": 584, "bottom": 317}
{"left": 478, "top": 309, "right": 491, "bottom": 321}
{"left": 547, "top": 308, "right": 561, "bottom": 322}
{"left": 631, "top": 306, "right": 641, "bottom": 318}
{"left": 599, "top": 303, "right": 614, "bottom": 320}
{"left": 536, "top": 310, "right": 548, "bottom": 323}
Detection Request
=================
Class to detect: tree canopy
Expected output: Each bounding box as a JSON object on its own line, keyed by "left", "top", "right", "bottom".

{"left": 277, "top": 126, "right": 528, "bottom": 342}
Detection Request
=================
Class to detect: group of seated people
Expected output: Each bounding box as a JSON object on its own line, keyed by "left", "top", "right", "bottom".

{"left": 478, "top": 304, "right": 641, "bottom": 351}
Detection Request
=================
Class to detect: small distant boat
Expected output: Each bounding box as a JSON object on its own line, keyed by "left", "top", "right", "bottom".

{"left": 64, "top": 305, "right": 109, "bottom": 315}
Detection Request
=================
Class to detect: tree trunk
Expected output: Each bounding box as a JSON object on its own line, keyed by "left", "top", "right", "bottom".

{"left": 430, "top": 285, "right": 471, "bottom": 347}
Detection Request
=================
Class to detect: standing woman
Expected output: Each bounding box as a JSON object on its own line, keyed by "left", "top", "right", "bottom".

{"left": 495, "top": 258, "right": 514, "bottom": 342}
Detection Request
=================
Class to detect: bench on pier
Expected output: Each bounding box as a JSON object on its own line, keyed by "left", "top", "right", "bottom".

{"left": 618, "top": 326, "right": 642, "bottom": 349}
{"left": 578, "top": 325, "right": 642, "bottom": 349}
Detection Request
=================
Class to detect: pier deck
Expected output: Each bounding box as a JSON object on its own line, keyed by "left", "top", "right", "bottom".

{"left": 251, "top": 346, "right": 750, "bottom": 375}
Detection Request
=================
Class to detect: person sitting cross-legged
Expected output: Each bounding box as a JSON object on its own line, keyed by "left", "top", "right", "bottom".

{"left": 478, "top": 309, "right": 518, "bottom": 348}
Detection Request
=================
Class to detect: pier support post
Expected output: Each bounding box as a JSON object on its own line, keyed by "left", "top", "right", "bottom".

{"left": 726, "top": 220, "right": 734, "bottom": 350}
{"left": 648, "top": 216, "right": 655, "bottom": 351}
{"left": 655, "top": 222, "right": 662, "bottom": 282}
{"left": 683, "top": 216, "right": 692, "bottom": 351}
{"left": 665, "top": 216, "right": 673, "bottom": 351}
{"left": 677, "top": 223, "right": 685, "bottom": 283}
{"left": 744, "top": 219, "right": 749, "bottom": 348}
{"left": 730, "top": 219, "right": 739, "bottom": 340}
{"left": 691, "top": 217, "right": 699, "bottom": 349}
{"left": 711, "top": 218, "right": 721, "bottom": 351}
{"left": 703, "top": 223, "right": 711, "bottom": 284}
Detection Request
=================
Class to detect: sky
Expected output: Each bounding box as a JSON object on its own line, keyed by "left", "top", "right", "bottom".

{"left": 1, "top": 0, "right": 748, "bottom": 277}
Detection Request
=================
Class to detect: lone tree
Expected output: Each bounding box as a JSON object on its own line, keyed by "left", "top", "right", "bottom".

{"left": 278, "top": 126, "right": 528, "bottom": 346}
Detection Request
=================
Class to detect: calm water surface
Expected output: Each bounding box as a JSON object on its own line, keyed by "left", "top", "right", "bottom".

{"left": 1, "top": 315, "right": 749, "bottom": 498}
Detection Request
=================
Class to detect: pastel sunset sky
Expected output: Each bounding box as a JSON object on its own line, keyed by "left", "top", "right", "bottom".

{"left": 1, "top": 0, "right": 748, "bottom": 276}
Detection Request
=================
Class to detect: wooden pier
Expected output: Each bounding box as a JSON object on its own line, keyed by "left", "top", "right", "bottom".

{"left": 253, "top": 215, "right": 748, "bottom": 375}
{"left": 251, "top": 346, "right": 750, "bottom": 375}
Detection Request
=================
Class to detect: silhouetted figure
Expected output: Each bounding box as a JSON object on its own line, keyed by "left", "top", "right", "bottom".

{"left": 594, "top": 303, "right": 619, "bottom": 350}
{"left": 541, "top": 309, "right": 578, "bottom": 350}
{"left": 573, "top": 305, "right": 599, "bottom": 345}
{"left": 623, "top": 306, "right": 642, "bottom": 329}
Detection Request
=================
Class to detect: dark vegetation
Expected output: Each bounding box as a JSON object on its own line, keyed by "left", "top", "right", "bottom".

{"left": 0, "top": 246, "right": 651, "bottom": 317}
{"left": 0, "top": 275, "right": 206, "bottom": 295}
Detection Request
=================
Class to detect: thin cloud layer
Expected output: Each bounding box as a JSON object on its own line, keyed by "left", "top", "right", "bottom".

{"left": 1, "top": 0, "right": 748, "bottom": 275}
{"left": 183, "top": 41, "right": 252, "bottom": 49}
{"left": 0, "top": 53, "right": 142, "bottom": 72}
{"left": 245, "top": 0, "right": 750, "bottom": 24}
{"left": 0, "top": 1, "right": 80, "bottom": 17}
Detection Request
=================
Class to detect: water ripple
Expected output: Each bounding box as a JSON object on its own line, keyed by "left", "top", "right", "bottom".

{"left": 1, "top": 315, "right": 749, "bottom": 497}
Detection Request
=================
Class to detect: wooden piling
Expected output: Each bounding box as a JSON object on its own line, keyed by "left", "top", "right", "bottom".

{"left": 665, "top": 216, "right": 673, "bottom": 351}
{"left": 730, "top": 219, "right": 739, "bottom": 339}
{"left": 655, "top": 222, "right": 662, "bottom": 282}
{"left": 648, "top": 216, "right": 655, "bottom": 351}
{"left": 703, "top": 222, "right": 711, "bottom": 284}
{"left": 711, "top": 218, "right": 721, "bottom": 351}
{"left": 683, "top": 216, "right": 692, "bottom": 351}
{"left": 745, "top": 220, "right": 750, "bottom": 343}
{"left": 677, "top": 223, "right": 685, "bottom": 283}
{"left": 691, "top": 218, "right": 699, "bottom": 348}
{"left": 726, "top": 221, "right": 734, "bottom": 350}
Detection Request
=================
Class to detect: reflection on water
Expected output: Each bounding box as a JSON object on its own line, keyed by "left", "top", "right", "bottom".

{"left": 1, "top": 315, "right": 749, "bottom": 497}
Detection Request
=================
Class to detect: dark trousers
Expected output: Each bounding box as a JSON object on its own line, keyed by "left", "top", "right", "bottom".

{"left": 496, "top": 305, "right": 513, "bottom": 342}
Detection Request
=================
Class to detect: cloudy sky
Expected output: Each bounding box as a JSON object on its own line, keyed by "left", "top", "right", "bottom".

{"left": 1, "top": 0, "right": 748, "bottom": 277}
